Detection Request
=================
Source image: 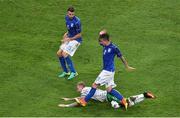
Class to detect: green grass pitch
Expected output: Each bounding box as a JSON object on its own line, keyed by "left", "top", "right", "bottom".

{"left": 0, "top": 0, "right": 180, "bottom": 117}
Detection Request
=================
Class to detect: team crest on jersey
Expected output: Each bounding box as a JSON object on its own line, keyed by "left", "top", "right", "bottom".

{"left": 108, "top": 48, "right": 111, "bottom": 53}
{"left": 71, "top": 23, "right": 74, "bottom": 27}
{"left": 104, "top": 48, "right": 111, "bottom": 55}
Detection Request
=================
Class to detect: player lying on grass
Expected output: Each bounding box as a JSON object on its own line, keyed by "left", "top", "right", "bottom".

{"left": 57, "top": 6, "right": 82, "bottom": 80}
{"left": 76, "top": 30, "right": 136, "bottom": 110}
{"left": 58, "top": 81, "right": 155, "bottom": 108}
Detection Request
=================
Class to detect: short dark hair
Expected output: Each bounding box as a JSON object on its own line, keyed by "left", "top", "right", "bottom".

{"left": 99, "top": 33, "right": 110, "bottom": 41}
{"left": 67, "top": 6, "right": 75, "bottom": 12}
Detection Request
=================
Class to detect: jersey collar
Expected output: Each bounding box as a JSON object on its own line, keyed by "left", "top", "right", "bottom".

{"left": 66, "top": 15, "right": 75, "bottom": 21}
{"left": 105, "top": 42, "right": 112, "bottom": 47}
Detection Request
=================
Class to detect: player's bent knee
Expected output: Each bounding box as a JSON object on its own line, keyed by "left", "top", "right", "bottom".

{"left": 92, "top": 83, "right": 98, "bottom": 88}
{"left": 57, "top": 51, "right": 62, "bottom": 57}
{"left": 62, "top": 51, "right": 69, "bottom": 57}
{"left": 107, "top": 87, "right": 113, "bottom": 92}
{"left": 56, "top": 51, "right": 60, "bottom": 56}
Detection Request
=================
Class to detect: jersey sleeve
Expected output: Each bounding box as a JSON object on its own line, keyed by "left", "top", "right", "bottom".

{"left": 75, "top": 20, "right": 81, "bottom": 33}
{"left": 114, "top": 46, "right": 122, "bottom": 58}
{"left": 80, "top": 87, "right": 89, "bottom": 97}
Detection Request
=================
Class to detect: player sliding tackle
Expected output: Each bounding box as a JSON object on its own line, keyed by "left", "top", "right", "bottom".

{"left": 76, "top": 30, "right": 136, "bottom": 110}
{"left": 57, "top": 6, "right": 82, "bottom": 80}
{"left": 58, "top": 81, "right": 155, "bottom": 108}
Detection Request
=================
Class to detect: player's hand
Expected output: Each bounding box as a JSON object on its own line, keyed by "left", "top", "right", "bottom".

{"left": 61, "top": 37, "right": 71, "bottom": 43}
{"left": 61, "top": 39, "right": 65, "bottom": 43}
{"left": 61, "top": 97, "right": 71, "bottom": 101}
{"left": 64, "top": 38, "right": 71, "bottom": 42}
{"left": 126, "top": 66, "right": 136, "bottom": 72}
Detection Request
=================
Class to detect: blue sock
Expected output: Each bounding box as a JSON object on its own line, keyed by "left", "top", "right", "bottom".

{"left": 108, "top": 89, "right": 123, "bottom": 101}
{"left": 85, "top": 88, "right": 96, "bottom": 102}
{"left": 64, "top": 56, "right": 76, "bottom": 73}
{"left": 59, "top": 57, "right": 68, "bottom": 73}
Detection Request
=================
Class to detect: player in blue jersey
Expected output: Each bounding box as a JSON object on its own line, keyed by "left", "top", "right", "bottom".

{"left": 57, "top": 6, "right": 82, "bottom": 80}
{"left": 76, "top": 30, "right": 136, "bottom": 110}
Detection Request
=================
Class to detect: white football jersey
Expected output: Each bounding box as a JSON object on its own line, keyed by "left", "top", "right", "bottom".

{"left": 81, "top": 87, "right": 107, "bottom": 102}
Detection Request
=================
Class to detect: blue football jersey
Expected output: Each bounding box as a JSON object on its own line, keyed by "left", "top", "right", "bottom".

{"left": 65, "top": 16, "right": 82, "bottom": 43}
{"left": 102, "top": 43, "right": 122, "bottom": 72}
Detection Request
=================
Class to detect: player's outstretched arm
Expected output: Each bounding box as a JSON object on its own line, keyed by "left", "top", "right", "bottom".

{"left": 61, "top": 97, "right": 81, "bottom": 101}
{"left": 120, "top": 56, "right": 136, "bottom": 72}
{"left": 61, "top": 97, "right": 77, "bottom": 101}
{"left": 58, "top": 102, "right": 79, "bottom": 107}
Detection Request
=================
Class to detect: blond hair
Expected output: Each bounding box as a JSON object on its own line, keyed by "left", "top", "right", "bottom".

{"left": 77, "top": 81, "right": 86, "bottom": 87}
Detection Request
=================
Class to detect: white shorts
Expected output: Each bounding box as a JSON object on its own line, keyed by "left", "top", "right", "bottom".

{"left": 94, "top": 70, "right": 116, "bottom": 88}
{"left": 60, "top": 40, "right": 80, "bottom": 56}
